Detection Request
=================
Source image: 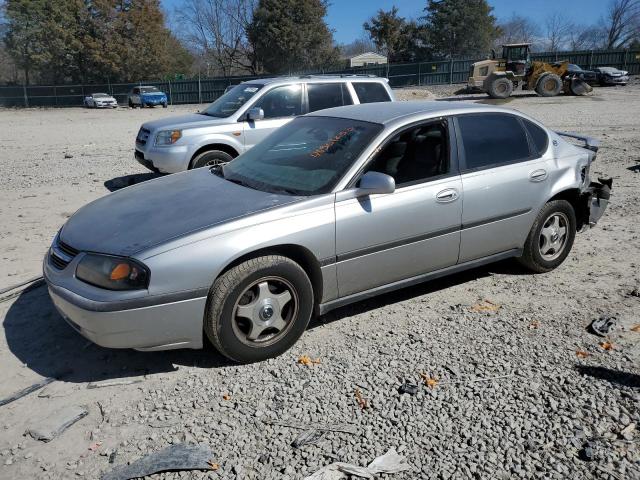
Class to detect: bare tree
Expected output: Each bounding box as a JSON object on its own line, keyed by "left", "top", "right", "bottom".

{"left": 568, "top": 25, "right": 606, "bottom": 50}
{"left": 495, "top": 14, "right": 541, "bottom": 50}
{"left": 177, "top": 0, "right": 258, "bottom": 77}
{"left": 602, "top": 0, "right": 639, "bottom": 48}
{"left": 544, "top": 13, "right": 572, "bottom": 52}
{"left": 341, "top": 33, "right": 377, "bottom": 57}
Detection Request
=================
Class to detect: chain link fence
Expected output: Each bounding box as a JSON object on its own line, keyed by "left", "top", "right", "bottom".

{"left": 1, "top": 48, "right": 638, "bottom": 108}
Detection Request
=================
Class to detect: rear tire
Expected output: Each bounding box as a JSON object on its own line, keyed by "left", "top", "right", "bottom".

{"left": 535, "top": 74, "right": 562, "bottom": 97}
{"left": 204, "top": 255, "right": 314, "bottom": 363}
{"left": 487, "top": 77, "right": 513, "bottom": 99}
{"left": 518, "top": 200, "right": 576, "bottom": 273}
{"left": 191, "top": 149, "right": 233, "bottom": 169}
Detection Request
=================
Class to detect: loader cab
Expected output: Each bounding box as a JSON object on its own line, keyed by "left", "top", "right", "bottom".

{"left": 502, "top": 43, "right": 531, "bottom": 76}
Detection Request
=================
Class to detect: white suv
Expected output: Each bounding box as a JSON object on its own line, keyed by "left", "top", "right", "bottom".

{"left": 134, "top": 76, "right": 394, "bottom": 173}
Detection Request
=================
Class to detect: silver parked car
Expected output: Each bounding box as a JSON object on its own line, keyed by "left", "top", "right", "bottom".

{"left": 83, "top": 93, "right": 118, "bottom": 108}
{"left": 594, "top": 67, "right": 629, "bottom": 86}
{"left": 44, "top": 102, "right": 612, "bottom": 363}
{"left": 134, "top": 76, "right": 394, "bottom": 173}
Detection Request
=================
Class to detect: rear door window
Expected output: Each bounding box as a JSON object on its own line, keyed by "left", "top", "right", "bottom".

{"left": 307, "top": 83, "right": 352, "bottom": 112}
{"left": 457, "top": 113, "right": 531, "bottom": 171}
{"left": 352, "top": 82, "right": 391, "bottom": 104}
{"left": 522, "top": 119, "right": 549, "bottom": 157}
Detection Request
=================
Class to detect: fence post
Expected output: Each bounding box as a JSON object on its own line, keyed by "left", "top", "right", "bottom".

{"left": 198, "top": 74, "right": 202, "bottom": 104}
{"left": 54, "top": 86, "right": 57, "bottom": 107}
{"left": 23, "top": 84, "right": 28, "bottom": 108}
{"left": 623, "top": 49, "right": 628, "bottom": 70}
{"left": 168, "top": 80, "right": 172, "bottom": 105}
{"left": 589, "top": 50, "right": 594, "bottom": 70}
{"left": 418, "top": 62, "right": 421, "bottom": 86}
{"left": 449, "top": 58, "right": 453, "bottom": 84}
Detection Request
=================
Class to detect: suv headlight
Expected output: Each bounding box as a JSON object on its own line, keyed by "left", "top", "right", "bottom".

{"left": 155, "top": 130, "right": 182, "bottom": 146}
{"left": 76, "top": 254, "right": 149, "bottom": 290}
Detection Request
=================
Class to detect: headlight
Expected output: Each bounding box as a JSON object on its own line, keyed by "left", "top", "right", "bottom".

{"left": 155, "top": 130, "right": 182, "bottom": 145}
{"left": 76, "top": 254, "right": 149, "bottom": 290}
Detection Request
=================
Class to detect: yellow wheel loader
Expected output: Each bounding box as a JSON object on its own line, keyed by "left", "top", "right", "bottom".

{"left": 467, "top": 43, "right": 593, "bottom": 99}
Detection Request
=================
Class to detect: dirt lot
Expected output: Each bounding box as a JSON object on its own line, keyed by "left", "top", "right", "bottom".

{"left": 0, "top": 84, "right": 639, "bottom": 479}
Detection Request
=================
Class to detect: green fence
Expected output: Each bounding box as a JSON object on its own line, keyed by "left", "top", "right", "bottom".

{"left": 1, "top": 48, "right": 638, "bottom": 108}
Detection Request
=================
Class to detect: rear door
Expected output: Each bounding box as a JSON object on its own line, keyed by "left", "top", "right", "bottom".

{"left": 242, "top": 83, "right": 302, "bottom": 150}
{"left": 334, "top": 118, "right": 462, "bottom": 297}
{"left": 306, "top": 82, "right": 353, "bottom": 113}
{"left": 454, "top": 112, "right": 553, "bottom": 262}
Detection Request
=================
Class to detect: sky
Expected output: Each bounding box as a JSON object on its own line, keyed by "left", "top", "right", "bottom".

{"left": 162, "top": 0, "right": 609, "bottom": 44}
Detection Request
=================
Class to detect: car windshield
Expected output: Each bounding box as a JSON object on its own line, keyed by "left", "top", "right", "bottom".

{"left": 221, "top": 116, "right": 383, "bottom": 196}
{"left": 141, "top": 87, "right": 160, "bottom": 93}
{"left": 93, "top": 93, "right": 109, "bottom": 98}
{"left": 569, "top": 64, "right": 582, "bottom": 71}
{"left": 201, "top": 84, "right": 263, "bottom": 118}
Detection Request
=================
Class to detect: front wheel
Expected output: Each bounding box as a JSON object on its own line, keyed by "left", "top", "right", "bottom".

{"left": 190, "top": 149, "right": 233, "bottom": 169}
{"left": 535, "top": 73, "right": 562, "bottom": 97}
{"left": 204, "top": 255, "right": 314, "bottom": 363}
{"left": 518, "top": 200, "right": 576, "bottom": 273}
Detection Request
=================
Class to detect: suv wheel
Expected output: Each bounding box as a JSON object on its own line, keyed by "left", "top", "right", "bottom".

{"left": 191, "top": 150, "right": 233, "bottom": 169}
{"left": 204, "top": 255, "right": 314, "bottom": 363}
{"left": 518, "top": 200, "right": 576, "bottom": 273}
{"left": 128, "top": 99, "right": 134, "bottom": 108}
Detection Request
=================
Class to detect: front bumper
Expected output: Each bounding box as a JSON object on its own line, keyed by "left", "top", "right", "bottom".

{"left": 134, "top": 145, "right": 190, "bottom": 173}
{"left": 44, "top": 255, "right": 206, "bottom": 351}
{"left": 602, "top": 76, "right": 629, "bottom": 85}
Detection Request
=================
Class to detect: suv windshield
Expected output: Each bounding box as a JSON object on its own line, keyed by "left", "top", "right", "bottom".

{"left": 222, "top": 116, "right": 382, "bottom": 195}
{"left": 141, "top": 87, "right": 160, "bottom": 93}
{"left": 201, "top": 84, "right": 263, "bottom": 118}
{"left": 93, "top": 93, "right": 109, "bottom": 98}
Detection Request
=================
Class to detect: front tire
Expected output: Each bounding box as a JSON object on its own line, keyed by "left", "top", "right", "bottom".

{"left": 535, "top": 73, "right": 562, "bottom": 97}
{"left": 204, "top": 255, "right": 314, "bottom": 363}
{"left": 190, "top": 149, "right": 233, "bottom": 169}
{"left": 518, "top": 200, "right": 576, "bottom": 273}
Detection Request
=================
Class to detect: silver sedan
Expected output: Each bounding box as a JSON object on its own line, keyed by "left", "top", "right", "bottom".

{"left": 44, "top": 102, "right": 612, "bottom": 363}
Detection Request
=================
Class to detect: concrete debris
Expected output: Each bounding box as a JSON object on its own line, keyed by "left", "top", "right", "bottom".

{"left": 292, "top": 429, "right": 325, "bottom": 448}
{"left": 27, "top": 405, "right": 88, "bottom": 442}
{"left": 589, "top": 315, "right": 617, "bottom": 337}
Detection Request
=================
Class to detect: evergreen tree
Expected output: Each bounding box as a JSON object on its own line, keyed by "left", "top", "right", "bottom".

{"left": 423, "top": 0, "right": 499, "bottom": 58}
{"left": 364, "top": 7, "right": 426, "bottom": 62}
{"left": 247, "top": 0, "right": 339, "bottom": 74}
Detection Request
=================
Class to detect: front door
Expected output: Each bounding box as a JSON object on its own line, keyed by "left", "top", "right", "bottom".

{"left": 242, "top": 84, "right": 302, "bottom": 151}
{"left": 335, "top": 119, "right": 462, "bottom": 297}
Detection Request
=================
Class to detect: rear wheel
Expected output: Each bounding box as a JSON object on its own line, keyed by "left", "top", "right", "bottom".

{"left": 487, "top": 77, "right": 514, "bottom": 99}
{"left": 518, "top": 200, "right": 576, "bottom": 273}
{"left": 191, "top": 149, "right": 233, "bottom": 169}
{"left": 535, "top": 74, "right": 562, "bottom": 97}
{"left": 204, "top": 255, "right": 314, "bottom": 363}
{"left": 128, "top": 99, "right": 135, "bottom": 108}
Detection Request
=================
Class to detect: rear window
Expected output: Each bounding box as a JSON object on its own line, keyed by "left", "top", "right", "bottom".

{"left": 352, "top": 82, "right": 390, "bottom": 104}
{"left": 307, "top": 83, "right": 352, "bottom": 112}
{"left": 522, "top": 119, "right": 549, "bottom": 156}
{"left": 457, "top": 113, "right": 531, "bottom": 170}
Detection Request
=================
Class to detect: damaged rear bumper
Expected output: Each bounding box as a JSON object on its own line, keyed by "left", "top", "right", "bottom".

{"left": 580, "top": 178, "right": 613, "bottom": 229}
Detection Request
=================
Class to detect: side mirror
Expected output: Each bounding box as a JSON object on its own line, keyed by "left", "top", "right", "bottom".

{"left": 247, "top": 107, "right": 264, "bottom": 121}
{"left": 356, "top": 171, "right": 395, "bottom": 196}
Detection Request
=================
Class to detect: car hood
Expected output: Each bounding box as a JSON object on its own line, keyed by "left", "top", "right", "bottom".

{"left": 60, "top": 169, "right": 301, "bottom": 256}
{"left": 142, "top": 113, "right": 231, "bottom": 130}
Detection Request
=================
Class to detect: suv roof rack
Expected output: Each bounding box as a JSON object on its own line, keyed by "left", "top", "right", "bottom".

{"left": 297, "top": 74, "right": 378, "bottom": 79}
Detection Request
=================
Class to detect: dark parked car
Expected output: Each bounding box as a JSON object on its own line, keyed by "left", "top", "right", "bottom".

{"left": 595, "top": 67, "right": 629, "bottom": 86}
{"left": 554, "top": 63, "right": 598, "bottom": 85}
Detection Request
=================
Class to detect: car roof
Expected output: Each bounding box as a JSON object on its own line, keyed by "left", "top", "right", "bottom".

{"left": 307, "top": 101, "right": 502, "bottom": 125}
{"left": 241, "top": 75, "right": 387, "bottom": 87}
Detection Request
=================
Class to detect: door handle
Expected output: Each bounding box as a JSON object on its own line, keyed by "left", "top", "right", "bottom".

{"left": 436, "top": 188, "right": 459, "bottom": 203}
{"left": 529, "top": 169, "right": 548, "bottom": 182}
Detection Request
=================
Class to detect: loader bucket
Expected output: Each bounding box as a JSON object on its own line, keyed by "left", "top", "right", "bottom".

{"left": 569, "top": 77, "right": 593, "bottom": 96}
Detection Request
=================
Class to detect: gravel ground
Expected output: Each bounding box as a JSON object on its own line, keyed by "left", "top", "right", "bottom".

{"left": 0, "top": 82, "right": 639, "bottom": 480}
